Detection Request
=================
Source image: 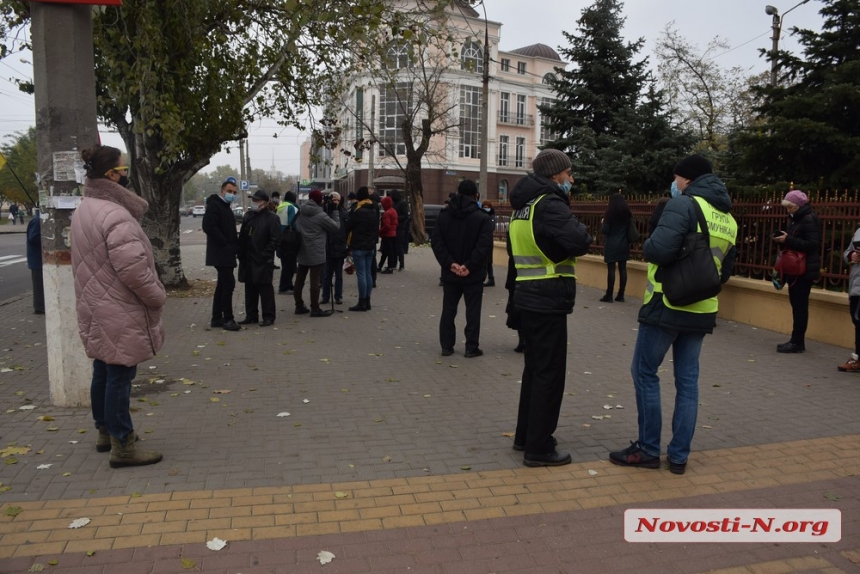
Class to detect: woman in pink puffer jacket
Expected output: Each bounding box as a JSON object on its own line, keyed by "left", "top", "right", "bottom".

{"left": 71, "top": 144, "right": 164, "bottom": 469}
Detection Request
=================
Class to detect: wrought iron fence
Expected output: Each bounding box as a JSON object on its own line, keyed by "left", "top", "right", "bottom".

{"left": 492, "top": 190, "right": 860, "bottom": 293}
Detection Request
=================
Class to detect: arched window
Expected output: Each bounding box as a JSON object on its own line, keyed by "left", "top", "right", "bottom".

{"left": 460, "top": 40, "right": 484, "bottom": 73}
{"left": 542, "top": 73, "right": 556, "bottom": 85}
{"left": 498, "top": 179, "right": 508, "bottom": 202}
{"left": 387, "top": 43, "right": 413, "bottom": 69}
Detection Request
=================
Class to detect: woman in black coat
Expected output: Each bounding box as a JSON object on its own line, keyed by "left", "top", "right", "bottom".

{"left": 772, "top": 190, "right": 820, "bottom": 353}
{"left": 600, "top": 192, "right": 633, "bottom": 302}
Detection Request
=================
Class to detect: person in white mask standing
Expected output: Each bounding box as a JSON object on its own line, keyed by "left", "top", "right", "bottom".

{"left": 202, "top": 177, "right": 241, "bottom": 331}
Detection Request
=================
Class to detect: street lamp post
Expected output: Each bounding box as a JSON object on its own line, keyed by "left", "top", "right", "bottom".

{"left": 766, "top": 0, "right": 811, "bottom": 86}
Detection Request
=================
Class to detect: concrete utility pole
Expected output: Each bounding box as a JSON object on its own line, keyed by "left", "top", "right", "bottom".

{"left": 239, "top": 138, "right": 246, "bottom": 209}
{"left": 31, "top": 1, "right": 100, "bottom": 406}
{"left": 766, "top": 0, "right": 811, "bottom": 86}
{"left": 478, "top": 4, "right": 490, "bottom": 199}
{"left": 368, "top": 94, "right": 375, "bottom": 188}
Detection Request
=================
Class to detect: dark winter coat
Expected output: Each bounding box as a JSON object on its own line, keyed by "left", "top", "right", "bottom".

{"left": 27, "top": 215, "right": 42, "bottom": 270}
{"left": 202, "top": 193, "right": 239, "bottom": 268}
{"left": 509, "top": 174, "right": 592, "bottom": 314}
{"left": 394, "top": 197, "right": 411, "bottom": 231}
{"left": 326, "top": 204, "right": 349, "bottom": 259}
{"left": 431, "top": 194, "right": 494, "bottom": 285}
{"left": 639, "top": 173, "right": 737, "bottom": 334}
{"left": 237, "top": 208, "right": 281, "bottom": 284}
{"left": 782, "top": 203, "right": 821, "bottom": 281}
{"left": 601, "top": 218, "right": 631, "bottom": 264}
{"left": 345, "top": 200, "right": 379, "bottom": 251}
{"left": 296, "top": 200, "right": 340, "bottom": 266}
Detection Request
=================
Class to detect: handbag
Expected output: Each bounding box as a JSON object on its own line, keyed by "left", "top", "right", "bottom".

{"left": 627, "top": 220, "right": 640, "bottom": 243}
{"left": 657, "top": 198, "right": 722, "bottom": 307}
{"left": 774, "top": 249, "right": 807, "bottom": 277}
{"left": 343, "top": 256, "right": 355, "bottom": 275}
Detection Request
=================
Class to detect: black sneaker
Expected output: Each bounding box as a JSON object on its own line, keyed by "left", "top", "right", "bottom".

{"left": 441, "top": 349, "right": 454, "bottom": 357}
{"left": 222, "top": 320, "right": 241, "bottom": 331}
{"left": 668, "top": 460, "right": 687, "bottom": 475}
{"left": 464, "top": 348, "right": 484, "bottom": 358}
{"left": 237, "top": 316, "right": 258, "bottom": 325}
{"left": 310, "top": 309, "right": 333, "bottom": 317}
{"left": 210, "top": 320, "right": 224, "bottom": 328}
{"left": 295, "top": 305, "right": 310, "bottom": 315}
{"left": 609, "top": 441, "right": 660, "bottom": 469}
{"left": 523, "top": 450, "right": 572, "bottom": 467}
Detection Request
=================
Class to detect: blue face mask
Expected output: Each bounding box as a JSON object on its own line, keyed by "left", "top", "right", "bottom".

{"left": 670, "top": 181, "right": 681, "bottom": 198}
{"left": 224, "top": 192, "right": 236, "bottom": 203}
{"left": 558, "top": 180, "right": 572, "bottom": 195}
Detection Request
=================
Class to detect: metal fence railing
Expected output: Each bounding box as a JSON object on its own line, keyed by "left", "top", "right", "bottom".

{"left": 492, "top": 190, "right": 860, "bottom": 293}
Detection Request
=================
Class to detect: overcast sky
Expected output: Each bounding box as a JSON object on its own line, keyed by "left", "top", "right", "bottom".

{"left": 0, "top": 0, "right": 823, "bottom": 178}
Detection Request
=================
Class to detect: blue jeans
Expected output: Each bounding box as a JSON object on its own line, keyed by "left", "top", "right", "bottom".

{"left": 631, "top": 323, "right": 704, "bottom": 465}
{"left": 91, "top": 359, "right": 137, "bottom": 441}
{"left": 352, "top": 249, "right": 374, "bottom": 299}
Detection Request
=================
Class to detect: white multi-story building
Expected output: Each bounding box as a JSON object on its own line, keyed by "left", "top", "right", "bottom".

{"left": 319, "top": 2, "right": 566, "bottom": 204}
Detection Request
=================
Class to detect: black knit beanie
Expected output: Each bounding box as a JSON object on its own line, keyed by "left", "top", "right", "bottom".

{"left": 532, "top": 149, "right": 571, "bottom": 178}
{"left": 673, "top": 154, "right": 713, "bottom": 181}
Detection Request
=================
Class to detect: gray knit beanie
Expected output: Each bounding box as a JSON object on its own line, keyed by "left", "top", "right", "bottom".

{"left": 532, "top": 149, "right": 571, "bottom": 177}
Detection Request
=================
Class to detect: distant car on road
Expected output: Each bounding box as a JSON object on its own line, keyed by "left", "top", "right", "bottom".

{"left": 232, "top": 206, "right": 244, "bottom": 222}
{"left": 192, "top": 205, "right": 206, "bottom": 217}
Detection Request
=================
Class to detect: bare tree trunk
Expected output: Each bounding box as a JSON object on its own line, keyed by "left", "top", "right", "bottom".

{"left": 138, "top": 172, "right": 188, "bottom": 287}
{"left": 404, "top": 155, "right": 427, "bottom": 244}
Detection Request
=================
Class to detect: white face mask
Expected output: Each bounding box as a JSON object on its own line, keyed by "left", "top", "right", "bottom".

{"left": 254, "top": 201, "right": 266, "bottom": 211}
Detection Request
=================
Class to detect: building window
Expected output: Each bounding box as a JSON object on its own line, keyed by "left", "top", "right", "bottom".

{"left": 498, "top": 179, "right": 508, "bottom": 202}
{"left": 540, "top": 97, "right": 558, "bottom": 145}
{"left": 459, "top": 86, "right": 482, "bottom": 159}
{"left": 515, "top": 137, "right": 525, "bottom": 168}
{"left": 500, "top": 58, "right": 510, "bottom": 72}
{"left": 516, "top": 95, "right": 526, "bottom": 126}
{"left": 499, "top": 92, "right": 510, "bottom": 123}
{"left": 386, "top": 43, "right": 413, "bottom": 69}
{"left": 517, "top": 61, "right": 526, "bottom": 75}
{"left": 460, "top": 40, "right": 484, "bottom": 74}
{"left": 498, "top": 135, "right": 509, "bottom": 167}
{"left": 379, "top": 82, "right": 413, "bottom": 157}
{"left": 542, "top": 73, "right": 556, "bottom": 84}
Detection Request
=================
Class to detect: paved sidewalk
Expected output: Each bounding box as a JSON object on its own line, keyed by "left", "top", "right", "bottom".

{"left": 1, "top": 241, "right": 858, "bottom": 573}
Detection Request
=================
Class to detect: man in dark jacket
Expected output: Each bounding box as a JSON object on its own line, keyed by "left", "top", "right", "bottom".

{"left": 431, "top": 179, "right": 494, "bottom": 358}
{"left": 202, "top": 178, "right": 241, "bottom": 331}
{"left": 391, "top": 190, "right": 411, "bottom": 271}
{"left": 609, "top": 154, "right": 737, "bottom": 475}
{"left": 322, "top": 192, "right": 348, "bottom": 306}
{"left": 237, "top": 190, "right": 281, "bottom": 326}
{"left": 345, "top": 186, "right": 380, "bottom": 311}
{"left": 27, "top": 209, "right": 45, "bottom": 315}
{"left": 509, "top": 149, "right": 592, "bottom": 467}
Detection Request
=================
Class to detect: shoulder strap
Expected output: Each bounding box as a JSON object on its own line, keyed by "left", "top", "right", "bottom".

{"left": 689, "top": 197, "right": 710, "bottom": 241}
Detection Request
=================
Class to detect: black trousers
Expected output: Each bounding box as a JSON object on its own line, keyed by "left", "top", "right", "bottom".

{"left": 244, "top": 282, "right": 275, "bottom": 322}
{"left": 396, "top": 228, "right": 409, "bottom": 268}
{"left": 788, "top": 275, "right": 814, "bottom": 345}
{"left": 851, "top": 296, "right": 860, "bottom": 355}
{"left": 379, "top": 237, "right": 397, "bottom": 269}
{"left": 278, "top": 250, "right": 298, "bottom": 292}
{"left": 606, "top": 260, "right": 628, "bottom": 296}
{"left": 212, "top": 266, "right": 236, "bottom": 322}
{"left": 515, "top": 312, "right": 568, "bottom": 456}
{"left": 439, "top": 281, "right": 483, "bottom": 352}
{"left": 31, "top": 268, "right": 45, "bottom": 313}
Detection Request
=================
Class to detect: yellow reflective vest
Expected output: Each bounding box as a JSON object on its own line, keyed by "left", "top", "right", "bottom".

{"left": 645, "top": 196, "right": 738, "bottom": 314}
{"left": 510, "top": 194, "right": 577, "bottom": 281}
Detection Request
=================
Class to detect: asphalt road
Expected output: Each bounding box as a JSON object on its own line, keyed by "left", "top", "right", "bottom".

{"left": 0, "top": 215, "right": 218, "bottom": 303}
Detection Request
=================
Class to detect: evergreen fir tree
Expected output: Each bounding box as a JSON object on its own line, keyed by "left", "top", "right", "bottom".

{"left": 540, "top": 0, "right": 691, "bottom": 194}
{"left": 733, "top": 0, "right": 860, "bottom": 188}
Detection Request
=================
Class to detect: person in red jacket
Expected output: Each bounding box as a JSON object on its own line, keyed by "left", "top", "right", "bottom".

{"left": 378, "top": 195, "right": 398, "bottom": 274}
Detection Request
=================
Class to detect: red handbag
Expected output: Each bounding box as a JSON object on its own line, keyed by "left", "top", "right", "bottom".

{"left": 774, "top": 249, "right": 807, "bottom": 276}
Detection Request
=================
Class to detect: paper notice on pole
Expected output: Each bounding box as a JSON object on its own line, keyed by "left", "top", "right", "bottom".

{"left": 53, "top": 151, "right": 82, "bottom": 182}
{"left": 55, "top": 196, "right": 79, "bottom": 210}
